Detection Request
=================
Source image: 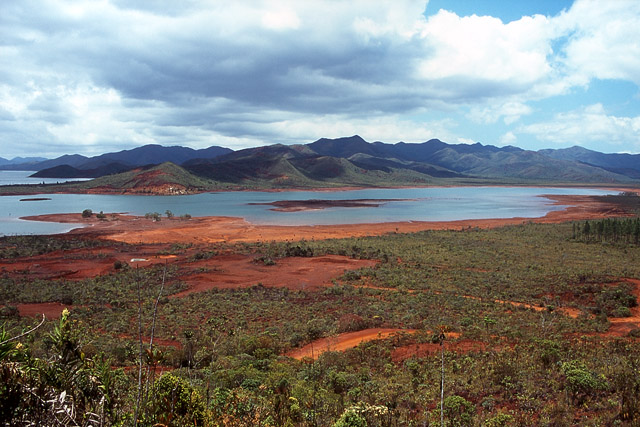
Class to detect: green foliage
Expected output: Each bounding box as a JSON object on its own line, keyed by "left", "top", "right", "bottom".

{"left": 0, "top": 310, "right": 130, "bottom": 425}
{"left": 443, "top": 395, "right": 474, "bottom": 426}
{"left": 483, "top": 411, "right": 515, "bottom": 426}
{"left": 561, "top": 360, "right": 608, "bottom": 402}
{"left": 145, "top": 212, "right": 162, "bottom": 221}
{"left": 0, "top": 234, "right": 113, "bottom": 259}
{"left": 334, "top": 410, "right": 367, "bottom": 427}
{"left": 2, "top": 220, "right": 640, "bottom": 424}
{"left": 574, "top": 216, "right": 640, "bottom": 244}
{"left": 596, "top": 283, "right": 637, "bottom": 317}
{"left": 147, "top": 373, "right": 207, "bottom": 426}
{"left": 334, "top": 402, "right": 388, "bottom": 427}
{"left": 81, "top": 208, "right": 93, "bottom": 218}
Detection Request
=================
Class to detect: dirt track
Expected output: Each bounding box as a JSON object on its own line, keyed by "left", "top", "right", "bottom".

{"left": 286, "top": 328, "right": 418, "bottom": 360}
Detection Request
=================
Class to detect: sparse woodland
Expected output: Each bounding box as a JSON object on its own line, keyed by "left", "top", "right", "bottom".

{"left": 2, "top": 218, "right": 640, "bottom": 426}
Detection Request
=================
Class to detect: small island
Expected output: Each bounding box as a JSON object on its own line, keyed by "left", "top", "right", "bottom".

{"left": 19, "top": 197, "right": 52, "bottom": 202}
{"left": 248, "top": 198, "right": 414, "bottom": 212}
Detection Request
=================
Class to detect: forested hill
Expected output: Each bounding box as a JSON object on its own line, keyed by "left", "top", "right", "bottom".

{"left": 4, "top": 136, "right": 640, "bottom": 191}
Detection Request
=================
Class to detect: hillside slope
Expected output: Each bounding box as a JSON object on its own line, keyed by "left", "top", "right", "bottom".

{"left": 3, "top": 136, "right": 639, "bottom": 193}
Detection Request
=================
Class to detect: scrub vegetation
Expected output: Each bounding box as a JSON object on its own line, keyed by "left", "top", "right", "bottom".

{"left": 1, "top": 219, "right": 640, "bottom": 425}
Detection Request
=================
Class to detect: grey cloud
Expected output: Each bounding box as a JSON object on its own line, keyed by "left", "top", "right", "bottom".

{"left": 2, "top": 0, "right": 639, "bottom": 158}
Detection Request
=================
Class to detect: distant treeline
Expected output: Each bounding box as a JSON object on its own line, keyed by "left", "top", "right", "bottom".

{"left": 574, "top": 217, "right": 640, "bottom": 243}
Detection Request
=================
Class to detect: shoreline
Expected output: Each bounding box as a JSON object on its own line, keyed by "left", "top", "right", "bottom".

{"left": 20, "top": 193, "right": 634, "bottom": 244}
{"left": 1, "top": 181, "right": 639, "bottom": 197}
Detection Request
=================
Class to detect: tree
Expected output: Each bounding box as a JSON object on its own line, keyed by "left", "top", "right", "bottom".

{"left": 443, "top": 395, "right": 474, "bottom": 427}
{"left": 583, "top": 221, "right": 591, "bottom": 241}
{"left": 82, "top": 209, "right": 93, "bottom": 218}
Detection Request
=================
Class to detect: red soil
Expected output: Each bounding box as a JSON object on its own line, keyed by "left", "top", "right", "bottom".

{"left": 176, "top": 254, "right": 377, "bottom": 297}
{"left": 490, "top": 298, "right": 581, "bottom": 318}
{"left": 287, "top": 328, "right": 418, "bottom": 360}
{"left": 7, "top": 252, "right": 375, "bottom": 316}
{"left": 0, "top": 245, "right": 178, "bottom": 281}
{"left": 17, "top": 302, "right": 66, "bottom": 318}
{"left": 11, "top": 190, "right": 640, "bottom": 352}
{"left": 605, "top": 278, "right": 640, "bottom": 337}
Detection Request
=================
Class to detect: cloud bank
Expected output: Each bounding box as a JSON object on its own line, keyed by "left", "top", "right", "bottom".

{"left": 1, "top": 0, "right": 639, "bottom": 157}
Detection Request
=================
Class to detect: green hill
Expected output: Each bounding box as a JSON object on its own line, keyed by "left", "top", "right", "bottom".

{"left": 73, "top": 162, "right": 217, "bottom": 194}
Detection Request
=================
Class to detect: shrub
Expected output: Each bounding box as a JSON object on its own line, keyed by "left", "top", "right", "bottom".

{"left": 113, "top": 260, "right": 127, "bottom": 270}
{"left": 484, "top": 412, "right": 515, "bottom": 427}
{"left": 0, "top": 305, "right": 19, "bottom": 318}
{"left": 443, "top": 395, "right": 474, "bottom": 426}
{"left": 612, "top": 306, "right": 632, "bottom": 318}
{"left": 561, "top": 360, "right": 607, "bottom": 402}
{"left": 334, "top": 410, "right": 367, "bottom": 427}
{"left": 148, "top": 373, "right": 207, "bottom": 426}
{"left": 81, "top": 209, "right": 92, "bottom": 218}
{"left": 334, "top": 402, "right": 388, "bottom": 427}
{"left": 628, "top": 328, "right": 640, "bottom": 338}
{"left": 145, "top": 212, "right": 162, "bottom": 221}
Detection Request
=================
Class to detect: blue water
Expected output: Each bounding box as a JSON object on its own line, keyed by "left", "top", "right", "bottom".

{"left": 0, "top": 170, "right": 91, "bottom": 186}
{"left": 0, "top": 186, "right": 614, "bottom": 236}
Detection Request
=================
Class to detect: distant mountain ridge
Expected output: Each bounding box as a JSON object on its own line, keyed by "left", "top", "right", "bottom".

{"left": 539, "top": 146, "right": 640, "bottom": 179}
{"left": 0, "top": 156, "right": 49, "bottom": 168}
{"left": 2, "top": 144, "right": 233, "bottom": 175}
{"left": 3, "top": 137, "right": 640, "bottom": 190}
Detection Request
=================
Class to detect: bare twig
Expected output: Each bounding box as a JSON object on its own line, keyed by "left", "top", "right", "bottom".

{"left": 440, "top": 327, "right": 445, "bottom": 427}
{"left": 144, "top": 262, "right": 167, "bottom": 398}
{"left": 134, "top": 267, "right": 144, "bottom": 427}
{"left": 0, "top": 313, "right": 46, "bottom": 345}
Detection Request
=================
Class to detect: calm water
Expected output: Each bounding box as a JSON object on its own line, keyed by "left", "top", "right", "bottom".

{"left": 0, "top": 185, "right": 614, "bottom": 236}
{"left": 0, "top": 170, "right": 91, "bottom": 186}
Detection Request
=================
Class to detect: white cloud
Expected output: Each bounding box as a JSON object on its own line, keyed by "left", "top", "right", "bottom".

{"left": 519, "top": 104, "right": 640, "bottom": 151}
{"left": 556, "top": 0, "right": 640, "bottom": 86}
{"left": 500, "top": 131, "right": 517, "bottom": 145}
{"left": 262, "top": 8, "right": 300, "bottom": 30}
{"left": 469, "top": 101, "right": 533, "bottom": 125}
{"left": 456, "top": 137, "right": 476, "bottom": 145}
{"left": 2, "top": 0, "right": 640, "bottom": 157}
{"left": 228, "top": 113, "right": 459, "bottom": 145}
{"left": 418, "top": 11, "right": 554, "bottom": 87}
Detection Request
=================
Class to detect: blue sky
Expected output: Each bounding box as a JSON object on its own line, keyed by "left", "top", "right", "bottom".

{"left": 1, "top": 0, "right": 639, "bottom": 158}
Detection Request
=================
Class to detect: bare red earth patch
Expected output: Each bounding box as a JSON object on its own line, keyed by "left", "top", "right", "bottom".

{"left": 173, "top": 254, "right": 377, "bottom": 297}
{"left": 17, "top": 302, "right": 66, "bottom": 318}
{"left": 287, "top": 328, "right": 417, "bottom": 360}
{"left": 0, "top": 246, "right": 182, "bottom": 281}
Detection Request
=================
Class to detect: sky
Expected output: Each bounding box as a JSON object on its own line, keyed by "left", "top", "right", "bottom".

{"left": 1, "top": 0, "right": 640, "bottom": 159}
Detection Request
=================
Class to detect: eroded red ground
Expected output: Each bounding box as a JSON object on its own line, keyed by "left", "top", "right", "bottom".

{"left": 8, "top": 191, "right": 640, "bottom": 360}
{"left": 176, "top": 254, "right": 377, "bottom": 297}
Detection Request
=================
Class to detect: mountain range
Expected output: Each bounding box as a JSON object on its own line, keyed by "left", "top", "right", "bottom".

{"left": 3, "top": 136, "right": 640, "bottom": 191}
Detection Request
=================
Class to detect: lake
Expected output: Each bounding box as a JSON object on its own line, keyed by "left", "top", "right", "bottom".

{"left": 0, "top": 186, "right": 614, "bottom": 236}
{"left": 0, "top": 170, "right": 91, "bottom": 186}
